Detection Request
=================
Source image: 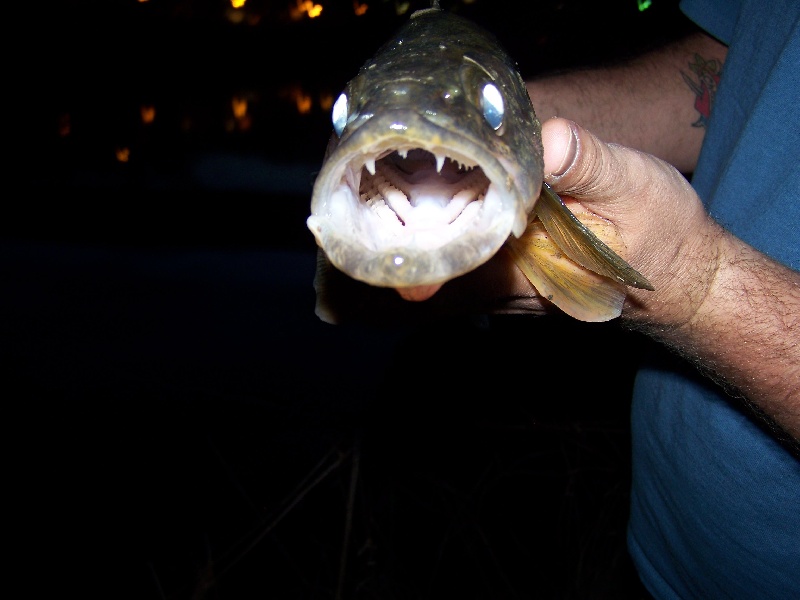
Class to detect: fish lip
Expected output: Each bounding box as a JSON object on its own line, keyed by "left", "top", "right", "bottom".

{"left": 312, "top": 110, "right": 515, "bottom": 204}
{"left": 308, "top": 109, "right": 530, "bottom": 288}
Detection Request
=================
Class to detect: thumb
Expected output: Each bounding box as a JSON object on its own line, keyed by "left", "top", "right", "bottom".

{"left": 540, "top": 116, "right": 700, "bottom": 232}
{"left": 539, "top": 117, "right": 717, "bottom": 321}
{"left": 542, "top": 117, "right": 581, "bottom": 180}
{"left": 541, "top": 117, "right": 652, "bottom": 208}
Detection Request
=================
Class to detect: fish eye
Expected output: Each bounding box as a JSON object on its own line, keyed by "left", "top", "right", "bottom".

{"left": 481, "top": 83, "right": 504, "bottom": 131}
{"left": 332, "top": 92, "right": 348, "bottom": 136}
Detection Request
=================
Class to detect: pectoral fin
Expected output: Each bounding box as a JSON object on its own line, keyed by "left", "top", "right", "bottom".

{"left": 535, "top": 183, "right": 654, "bottom": 290}
{"left": 506, "top": 221, "right": 628, "bottom": 322}
{"left": 507, "top": 184, "right": 653, "bottom": 322}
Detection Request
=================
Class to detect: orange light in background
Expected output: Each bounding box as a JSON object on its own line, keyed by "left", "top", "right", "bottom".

{"left": 230, "top": 95, "right": 253, "bottom": 131}
{"left": 280, "top": 84, "right": 316, "bottom": 115}
{"left": 116, "top": 147, "right": 130, "bottom": 163}
{"left": 232, "top": 96, "right": 248, "bottom": 119}
{"left": 295, "top": 91, "right": 313, "bottom": 114}
{"left": 319, "top": 91, "right": 334, "bottom": 112}
{"left": 225, "top": 0, "right": 250, "bottom": 24}
{"left": 289, "top": 0, "right": 323, "bottom": 21}
{"left": 353, "top": 1, "right": 368, "bottom": 16}
{"left": 140, "top": 104, "right": 156, "bottom": 125}
{"left": 283, "top": 85, "right": 313, "bottom": 115}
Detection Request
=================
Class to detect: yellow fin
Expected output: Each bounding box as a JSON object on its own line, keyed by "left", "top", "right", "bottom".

{"left": 506, "top": 220, "right": 628, "bottom": 322}
{"left": 535, "top": 183, "right": 654, "bottom": 290}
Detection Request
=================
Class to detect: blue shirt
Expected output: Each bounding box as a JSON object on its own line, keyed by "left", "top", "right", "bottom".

{"left": 627, "top": 0, "right": 800, "bottom": 598}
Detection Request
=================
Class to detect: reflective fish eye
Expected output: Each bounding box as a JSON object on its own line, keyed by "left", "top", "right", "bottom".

{"left": 332, "top": 92, "right": 349, "bottom": 136}
{"left": 481, "top": 82, "right": 504, "bottom": 131}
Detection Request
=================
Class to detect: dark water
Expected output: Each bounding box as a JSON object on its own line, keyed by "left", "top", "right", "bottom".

{"left": 3, "top": 239, "right": 651, "bottom": 598}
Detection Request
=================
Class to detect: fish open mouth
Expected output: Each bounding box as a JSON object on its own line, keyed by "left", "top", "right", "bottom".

{"left": 356, "top": 148, "right": 493, "bottom": 250}
{"left": 308, "top": 114, "right": 526, "bottom": 288}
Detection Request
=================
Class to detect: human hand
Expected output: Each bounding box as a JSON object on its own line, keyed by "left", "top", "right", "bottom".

{"left": 538, "top": 117, "right": 722, "bottom": 329}
{"left": 541, "top": 118, "right": 799, "bottom": 443}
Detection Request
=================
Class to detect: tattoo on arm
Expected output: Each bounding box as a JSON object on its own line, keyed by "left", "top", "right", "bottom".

{"left": 681, "top": 53, "right": 723, "bottom": 128}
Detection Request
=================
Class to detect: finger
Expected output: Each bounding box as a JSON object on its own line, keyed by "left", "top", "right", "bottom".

{"left": 541, "top": 117, "right": 650, "bottom": 206}
{"left": 539, "top": 117, "right": 719, "bottom": 323}
{"left": 540, "top": 116, "right": 702, "bottom": 251}
{"left": 542, "top": 117, "right": 579, "bottom": 178}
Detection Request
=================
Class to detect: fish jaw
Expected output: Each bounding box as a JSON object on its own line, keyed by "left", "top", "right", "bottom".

{"left": 307, "top": 110, "right": 534, "bottom": 290}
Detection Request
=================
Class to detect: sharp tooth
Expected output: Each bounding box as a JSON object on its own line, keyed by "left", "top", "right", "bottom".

{"left": 365, "top": 158, "right": 376, "bottom": 175}
{"left": 398, "top": 148, "right": 408, "bottom": 159}
{"left": 435, "top": 154, "right": 445, "bottom": 173}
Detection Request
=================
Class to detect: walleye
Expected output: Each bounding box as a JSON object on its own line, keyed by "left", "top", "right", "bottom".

{"left": 307, "top": 4, "right": 653, "bottom": 322}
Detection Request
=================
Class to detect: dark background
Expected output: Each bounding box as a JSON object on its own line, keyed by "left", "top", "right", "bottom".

{"left": 8, "top": 1, "right": 693, "bottom": 597}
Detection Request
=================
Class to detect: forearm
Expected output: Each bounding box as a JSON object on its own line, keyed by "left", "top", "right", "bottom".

{"left": 526, "top": 31, "right": 727, "bottom": 173}
{"left": 624, "top": 221, "right": 800, "bottom": 442}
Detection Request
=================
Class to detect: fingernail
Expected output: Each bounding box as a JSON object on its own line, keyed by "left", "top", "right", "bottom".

{"left": 546, "top": 121, "right": 578, "bottom": 178}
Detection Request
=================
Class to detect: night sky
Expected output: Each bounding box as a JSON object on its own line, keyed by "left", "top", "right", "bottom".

{"left": 28, "top": 0, "right": 690, "bottom": 236}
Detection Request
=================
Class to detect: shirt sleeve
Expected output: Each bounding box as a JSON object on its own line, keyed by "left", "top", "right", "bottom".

{"left": 680, "top": 0, "right": 740, "bottom": 44}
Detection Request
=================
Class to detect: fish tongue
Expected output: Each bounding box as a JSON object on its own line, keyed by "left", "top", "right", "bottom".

{"left": 395, "top": 283, "right": 444, "bottom": 301}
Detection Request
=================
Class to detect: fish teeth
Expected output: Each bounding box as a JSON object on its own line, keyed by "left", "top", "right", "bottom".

{"left": 364, "top": 158, "right": 376, "bottom": 175}
{"left": 398, "top": 148, "right": 408, "bottom": 159}
{"left": 435, "top": 153, "right": 445, "bottom": 173}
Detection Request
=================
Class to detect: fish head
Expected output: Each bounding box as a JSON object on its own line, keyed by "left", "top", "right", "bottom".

{"left": 307, "top": 9, "right": 543, "bottom": 291}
